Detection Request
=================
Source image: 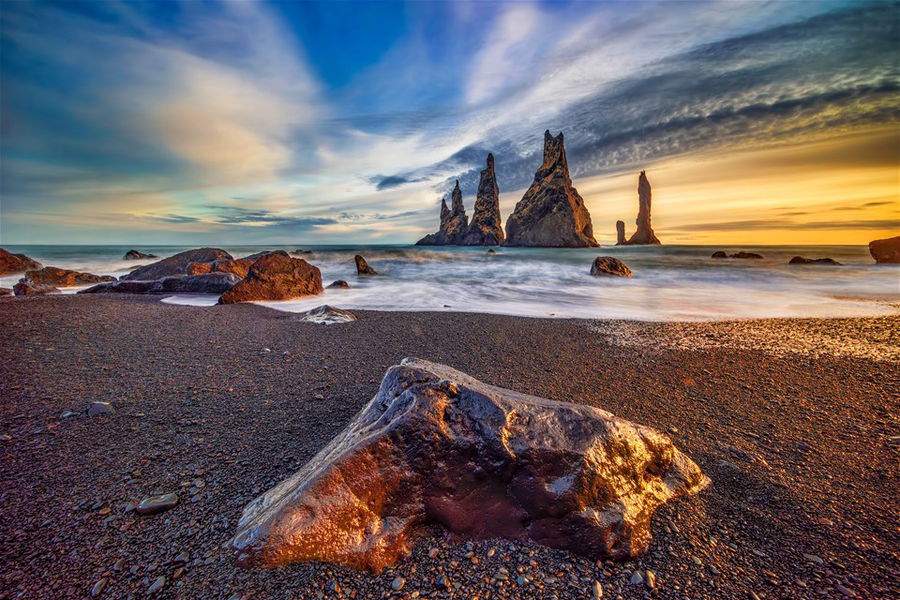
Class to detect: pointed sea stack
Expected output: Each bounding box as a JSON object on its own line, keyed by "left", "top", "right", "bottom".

{"left": 616, "top": 220, "right": 626, "bottom": 245}
{"left": 416, "top": 181, "right": 469, "bottom": 245}
{"left": 504, "top": 131, "right": 598, "bottom": 247}
{"left": 460, "top": 154, "right": 505, "bottom": 245}
{"left": 623, "top": 171, "right": 660, "bottom": 245}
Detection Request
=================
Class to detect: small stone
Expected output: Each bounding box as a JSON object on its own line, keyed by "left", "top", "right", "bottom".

{"left": 516, "top": 575, "right": 529, "bottom": 586}
{"left": 87, "top": 402, "right": 114, "bottom": 417}
{"left": 314, "top": 394, "right": 325, "bottom": 401}
{"left": 803, "top": 553, "right": 824, "bottom": 565}
{"left": 326, "top": 580, "right": 340, "bottom": 593}
{"left": 835, "top": 584, "right": 856, "bottom": 597}
{"left": 427, "top": 547, "right": 439, "bottom": 559}
{"left": 645, "top": 570, "right": 656, "bottom": 589}
{"left": 172, "top": 567, "right": 185, "bottom": 580}
{"left": 486, "top": 547, "right": 496, "bottom": 558}
{"left": 90, "top": 578, "right": 108, "bottom": 597}
{"left": 691, "top": 556, "right": 703, "bottom": 566}
{"left": 136, "top": 493, "right": 178, "bottom": 515}
{"left": 629, "top": 571, "right": 643, "bottom": 585}
{"left": 436, "top": 574, "right": 450, "bottom": 589}
{"left": 146, "top": 576, "right": 165, "bottom": 595}
{"left": 391, "top": 577, "right": 405, "bottom": 591}
{"left": 592, "top": 580, "right": 603, "bottom": 599}
{"left": 748, "top": 592, "right": 762, "bottom": 600}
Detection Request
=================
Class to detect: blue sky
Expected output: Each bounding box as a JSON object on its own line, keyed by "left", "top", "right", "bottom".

{"left": 0, "top": 0, "right": 897, "bottom": 244}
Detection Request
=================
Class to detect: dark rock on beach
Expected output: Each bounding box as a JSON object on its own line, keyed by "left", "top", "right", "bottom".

{"left": 354, "top": 255, "right": 377, "bottom": 275}
{"left": 0, "top": 248, "right": 42, "bottom": 275}
{"left": 86, "top": 401, "right": 114, "bottom": 417}
{"left": 0, "top": 287, "right": 12, "bottom": 296}
{"left": 122, "top": 248, "right": 233, "bottom": 281}
{"left": 136, "top": 493, "right": 179, "bottom": 516}
{"left": 460, "top": 153, "right": 505, "bottom": 246}
{"left": 232, "top": 358, "right": 707, "bottom": 572}
{"left": 219, "top": 254, "right": 322, "bottom": 304}
{"left": 868, "top": 235, "right": 900, "bottom": 263}
{"left": 13, "top": 279, "right": 59, "bottom": 296}
{"left": 590, "top": 256, "right": 634, "bottom": 277}
{"left": 789, "top": 256, "right": 842, "bottom": 265}
{"left": 123, "top": 250, "right": 157, "bottom": 260}
{"left": 81, "top": 273, "right": 240, "bottom": 295}
{"left": 300, "top": 305, "right": 357, "bottom": 324}
{"left": 23, "top": 266, "right": 115, "bottom": 287}
{"left": 621, "top": 171, "right": 661, "bottom": 245}
{"left": 504, "top": 131, "right": 598, "bottom": 247}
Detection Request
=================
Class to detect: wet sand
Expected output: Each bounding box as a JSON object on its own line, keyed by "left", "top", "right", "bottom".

{"left": 0, "top": 295, "right": 897, "bottom": 599}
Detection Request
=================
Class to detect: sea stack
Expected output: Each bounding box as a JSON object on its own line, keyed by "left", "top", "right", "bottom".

{"left": 460, "top": 154, "right": 504, "bottom": 245}
{"left": 416, "top": 181, "right": 469, "bottom": 245}
{"left": 623, "top": 171, "right": 660, "bottom": 245}
{"left": 504, "top": 131, "right": 598, "bottom": 247}
{"left": 616, "top": 220, "right": 626, "bottom": 245}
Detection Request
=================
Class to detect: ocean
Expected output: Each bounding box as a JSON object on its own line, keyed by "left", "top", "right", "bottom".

{"left": 2, "top": 244, "right": 898, "bottom": 321}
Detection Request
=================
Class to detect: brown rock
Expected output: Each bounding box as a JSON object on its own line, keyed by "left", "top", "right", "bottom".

{"left": 327, "top": 280, "right": 350, "bottom": 289}
{"left": 622, "top": 171, "right": 660, "bottom": 245}
{"left": 187, "top": 251, "right": 289, "bottom": 280}
{"left": 0, "top": 287, "right": 12, "bottom": 296}
{"left": 123, "top": 250, "right": 157, "bottom": 260}
{"left": 13, "top": 279, "right": 59, "bottom": 296}
{"left": 788, "top": 256, "right": 841, "bottom": 265}
{"left": 616, "top": 221, "right": 626, "bottom": 246}
{"left": 0, "top": 248, "right": 42, "bottom": 276}
{"left": 869, "top": 235, "right": 900, "bottom": 263}
{"left": 417, "top": 181, "right": 470, "bottom": 246}
{"left": 504, "top": 131, "right": 598, "bottom": 247}
{"left": 80, "top": 273, "right": 240, "bottom": 295}
{"left": 355, "top": 255, "right": 377, "bottom": 276}
{"left": 122, "top": 248, "right": 233, "bottom": 281}
{"left": 23, "top": 266, "right": 115, "bottom": 287}
{"left": 219, "top": 254, "right": 322, "bottom": 304}
{"left": 731, "top": 252, "right": 763, "bottom": 259}
{"left": 460, "top": 154, "right": 504, "bottom": 246}
{"left": 590, "top": 257, "right": 633, "bottom": 277}
{"left": 232, "top": 358, "right": 708, "bottom": 572}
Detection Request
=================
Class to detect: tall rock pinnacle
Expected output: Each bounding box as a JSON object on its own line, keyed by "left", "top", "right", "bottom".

{"left": 461, "top": 153, "right": 504, "bottom": 246}
{"left": 504, "top": 131, "right": 598, "bottom": 247}
{"left": 415, "top": 181, "right": 469, "bottom": 245}
{"left": 616, "top": 220, "right": 626, "bottom": 245}
{"left": 623, "top": 171, "right": 660, "bottom": 245}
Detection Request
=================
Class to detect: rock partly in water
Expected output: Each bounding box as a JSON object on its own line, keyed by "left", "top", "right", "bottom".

{"left": 487, "top": 249, "right": 497, "bottom": 255}
{"left": 0, "top": 287, "right": 12, "bottom": 296}
{"left": 231, "top": 358, "right": 708, "bottom": 572}
{"left": 712, "top": 251, "right": 763, "bottom": 259}
{"left": 301, "top": 305, "right": 357, "bottom": 325}
{"left": 136, "top": 493, "right": 179, "bottom": 516}
{"left": 23, "top": 266, "right": 115, "bottom": 288}
{"left": 327, "top": 280, "right": 350, "bottom": 289}
{"left": 0, "top": 248, "right": 42, "bottom": 276}
{"left": 869, "top": 235, "right": 900, "bottom": 263}
{"left": 13, "top": 279, "right": 59, "bottom": 296}
{"left": 355, "top": 255, "right": 377, "bottom": 276}
{"left": 417, "top": 181, "right": 470, "bottom": 245}
{"left": 219, "top": 254, "right": 322, "bottom": 304}
{"left": 460, "top": 154, "right": 505, "bottom": 246}
{"left": 622, "top": 171, "right": 661, "bottom": 245}
{"left": 123, "top": 250, "right": 157, "bottom": 260}
{"left": 87, "top": 402, "right": 114, "bottom": 417}
{"left": 504, "top": 131, "right": 598, "bottom": 248}
{"left": 616, "top": 221, "right": 626, "bottom": 246}
{"left": 186, "top": 252, "right": 288, "bottom": 280}
{"left": 789, "top": 256, "right": 842, "bottom": 265}
{"left": 122, "top": 248, "right": 233, "bottom": 281}
{"left": 80, "top": 273, "right": 240, "bottom": 295}
{"left": 590, "top": 257, "right": 634, "bottom": 278}
{"left": 711, "top": 251, "right": 728, "bottom": 259}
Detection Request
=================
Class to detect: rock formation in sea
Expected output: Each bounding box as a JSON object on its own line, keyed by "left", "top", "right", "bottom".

{"left": 504, "top": 131, "right": 598, "bottom": 247}
{"left": 355, "top": 255, "right": 377, "bottom": 275}
{"left": 712, "top": 251, "right": 763, "bottom": 259}
{"left": 789, "top": 256, "right": 842, "bottom": 265}
{"left": 621, "top": 171, "right": 660, "bottom": 245}
{"left": 416, "top": 181, "right": 470, "bottom": 245}
{"left": 22, "top": 266, "right": 115, "bottom": 287}
{"left": 219, "top": 254, "right": 323, "bottom": 304}
{"left": 590, "top": 256, "right": 633, "bottom": 277}
{"left": 0, "top": 248, "right": 42, "bottom": 276}
{"left": 186, "top": 251, "right": 290, "bottom": 280}
{"left": 123, "top": 248, "right": 233, "bottom": 281}
{"left": 869, "top": 235, "right": 900, "bottom": 263}
{"left": 459, "top": 154, "right": 504, "bottom": 246}
{"left": 616, "top": 220, "right": 626, "bottom": 245}
{"left": 231, "top": 358, "right": 708, "bottom": 572}
{"left": 123, "top": 250, "right": 157, "bottom": 260}
{"left": 327, "top": 280, "right": 350, "bottom": 289}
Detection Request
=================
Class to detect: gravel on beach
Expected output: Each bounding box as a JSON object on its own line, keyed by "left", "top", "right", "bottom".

{"left": 0, "top": 294, "right": 897, "bottom": 599}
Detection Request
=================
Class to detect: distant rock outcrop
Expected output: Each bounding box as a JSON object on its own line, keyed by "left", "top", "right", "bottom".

{"left": 460, "top": 154, "right": 504, "bottom": 246}
{"left": 504, "top": 131, "right": 598, "bottom": 247}
{"left": 123, "top": 248, "right": 233, "bottom": 281}
{"left": 123, "top": 250, "right": 157, "bottom": 260}
{"left": 327, "top": 280, "right": 350, "bottom": 289}
{"left": 869, "top": 236, "right": 900, "bottom": 263}
{"left": 23, "top": 267, "right": 115, "bottom": 287}
{"left": 219, "top": 254, "right": 323, "bottom": 304}
{"left": 231, "top": 359, "right": 708, "bottom": 572}
{"left": 789, "top": 256, "right": 842, "bottom": 265}
{"left": 0, "top": 249, "right": 42, "bottom": 276}
{"left": 416, "top": 181, "right": 470, "bottom": 245}
{"left": 355, "top": 255, "right": 377, "bottom": 275}
{"left": 590, "top": 256, "right": 633, "bottom": 277}
{"left": 616, "top": 220, "right": 626, "bottom": 245}
{"left": 621, "top": 171, "right": 660, "bottom": 245}
{"left": 712, "top": 251, "right": 763, "bottom": 259}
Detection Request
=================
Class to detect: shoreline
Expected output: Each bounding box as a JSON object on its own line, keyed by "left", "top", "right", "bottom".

{"left": 1, "top": 295, "right": 897, "bottom": 599}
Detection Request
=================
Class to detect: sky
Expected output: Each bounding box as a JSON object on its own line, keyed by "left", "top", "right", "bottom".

{"left": 0, "top": 0, "right": 897, "bottom": 245}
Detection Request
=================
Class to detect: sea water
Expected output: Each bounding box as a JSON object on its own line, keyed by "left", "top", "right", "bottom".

{"left": 2, "top": 244, "right": 898, "bottom": 321}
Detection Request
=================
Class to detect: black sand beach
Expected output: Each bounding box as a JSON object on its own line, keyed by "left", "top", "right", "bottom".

{"left": 1, "top": 295, "right": 897, "bottom": 599}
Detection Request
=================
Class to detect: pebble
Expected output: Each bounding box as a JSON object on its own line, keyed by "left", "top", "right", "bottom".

{"left": 629, "top": 571, "right": 643, "bottom": 585}
{"left": 136, "top": 493, "right": 179, "bottom": 515}
{"left": 146, "top": 576, "right": 166, "bottom": 595}
{"left": 436, "top": 574, "right": 450, "bottom": 589}
{"left": 592, "top": 580, "right": 603, "bottom": 599}
{"left": 803, "top": 553, "right": 824, "bottom": 565}
{"left": 87, "top": 402, "right": 114, "bottom": 417}
{"left": 691, "top": 555, "right": 703, "bottom": 566}
{"left": 835, "top": 584, "right": 856, "bottom": 597}
{"left": 90, "top": 578, "right": 108, "bottom": 597}
{"left": 645, "top": 569, "right": 656, "bottom": 589}
{"left": 391, "top": 576, "right": 405, "bottom": 591}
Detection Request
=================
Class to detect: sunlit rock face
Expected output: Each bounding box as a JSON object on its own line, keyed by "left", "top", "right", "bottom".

{"left": 232, "top": 358, "right": 708, "bottom": 572}
{"left": 0, "top": 248, "right": 42, "bottom": 276}
{"left": 23, "top": 266, "right": 115, "bottom": 287}
{"left": 622, "top": 171, "right": 661, "bottom": 246}
{"left": 460, "top": 154, "right": 505, "bottom": 246}
{"left": 417, "top": 181, "right": 469, "bottom": 245}
{"left": 218, "top": 254, "right": 322, "bottom": 304}
{"left": 504, "top": 131, "right": 599, "bottom": 247}
{"left": 122, "top": 248, "right": 233, "bottom": 281}
{"left": 869, "top": 235, "right": 900, "bottom": 263}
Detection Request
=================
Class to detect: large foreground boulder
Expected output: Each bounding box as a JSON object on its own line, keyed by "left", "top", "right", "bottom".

{"left": 590, "top": 256, "right": 633, "bottom": 277}
{"left": 23, "top": 266, "right": 115, "bottom": 287}
{"left": 232, "top": 359, "right": 708, "bottom": 572}
{"left": 80, "top": 273, "right": 239, "bottom": 295}
{"left": 122, "top": 248, "right": 233, "bottom": 280}
{"left": 13, "top": 280, "right": 59, "bottom": 296}
{"left": 186, "top": 251, "right": 290, "bottom": 280}
{"left": 869, "top": 236, "right": 900, "bottom": 263}
{"left": 0, "top": 249, "right": 42, "bottom": 276}
{"left": 218, "top": 254, "right": 322, "bottom": 304}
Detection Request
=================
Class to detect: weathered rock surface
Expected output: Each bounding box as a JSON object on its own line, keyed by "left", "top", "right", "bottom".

{"left": 187, "top": 252, "right": 289, "bottom": 280}
{"left": 504, "top": 131, "right": 598, "bottom": 247}
{"left": 13, "top": 280, "right": 59, "bottom": 296}
{"left": 590, "top": 257, "right": 634, "bottom": 278}
{"left": 122, "top": 248, "right": 233, "bottom": 281}
{"left": 616, "top": 221, "right": 626, "bottom": 246}
{"left": 301, "top": 305, "right": 357, "bottom": 325}
{"left": 789, "top": 256, "right": 842, "bottom": 265}
{"left": 232, "top": 358, "right": 708, "bottom": 572}
{"left": 86, "top": 401, "right": 114, "bottom": 417}
{"left": 80, "top": 273, "right": 240, "bottom": 295}
{"left": 327, "top": 280, "right": 350, "bottom": 289}
{"left": 123, "top": 250, "right": 157, "bottom": 260}
{"left": 0, "top": 248, "right": 42, "bottom": 275}
{"left": 136, "top": 493, "right": 178, "bottom": 516}
{"left": 0, "top": 287, "right": 12, "bottom": 296}
{"left": 355, "top": 255, "right": 377, "bottom": 276}
{"left": 622, "top": 171, "right": 661, "bottom": 246}
{"left": 869, "top": 236, "right": 900, "bottom": 263}
{"left": 219, "top": 254, "right": 322, "bottom": 304}
{"left": 417, "top": 181, "right": 470, "bottom": 245}
{"left": 460, "top": 154, "right": 504, "bottom": 246}
{"left": 23, "top": 267, "right": 115, "bottom": 288}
